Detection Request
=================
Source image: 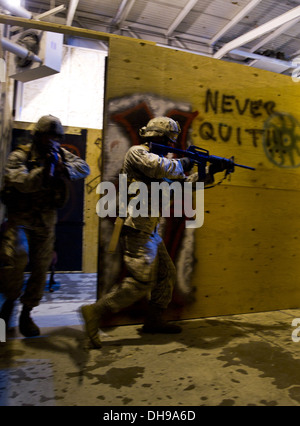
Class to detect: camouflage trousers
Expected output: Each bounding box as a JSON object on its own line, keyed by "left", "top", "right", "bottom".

{"left": 0, "top": 222, "right": 55, "bottom": 308}
{"left": 95, "top": 226, "right": 176, "bottom": 314}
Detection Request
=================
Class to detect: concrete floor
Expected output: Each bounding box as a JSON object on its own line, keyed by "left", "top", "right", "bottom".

{"left": 1, "top": 273, "right": 300, "bottom": 407}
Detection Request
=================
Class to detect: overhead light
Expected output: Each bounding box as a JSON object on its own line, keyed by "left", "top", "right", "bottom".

{"left": 8, "top": 0, "right": 21, "bottom": 7}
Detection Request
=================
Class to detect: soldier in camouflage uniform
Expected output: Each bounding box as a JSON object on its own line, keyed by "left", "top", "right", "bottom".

{"left": 80, "top": 116, "right": 222, "bottom": 349}
{"left": 0, "top": 115, "right": 90, "bottom": 337}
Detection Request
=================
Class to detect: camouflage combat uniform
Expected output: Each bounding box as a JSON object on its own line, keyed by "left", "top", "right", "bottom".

{"left": 81, "top": 116, "right": 212, "bottom": 347}
{"left": 0, "top": 142, "right": 90, "bottom": 309}
{"left": 93, "top": 143, "right": 190, "bottom": 314}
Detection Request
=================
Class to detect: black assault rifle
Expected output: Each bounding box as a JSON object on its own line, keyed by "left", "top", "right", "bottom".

{"left": 149, "top": 143, "right": 255, "bottom": 181}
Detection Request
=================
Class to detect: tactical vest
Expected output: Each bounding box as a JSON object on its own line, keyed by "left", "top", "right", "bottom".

{"left": 0, "top": 144, "right": 69, "bottom": 213}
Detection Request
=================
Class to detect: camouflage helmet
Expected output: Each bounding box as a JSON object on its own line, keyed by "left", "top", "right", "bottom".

{"left": 33, "top": 115, "right": 64, "bottom": 137}
{"left": 139, "top": 116, "right": 181, "bottom": 143}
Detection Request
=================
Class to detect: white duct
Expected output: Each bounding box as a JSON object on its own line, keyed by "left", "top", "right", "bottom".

{"left": 0, "top": 0, "right": 32, "bottom": 19}
{"left": 1, "top": 37, "right": 42, "bottom": 63}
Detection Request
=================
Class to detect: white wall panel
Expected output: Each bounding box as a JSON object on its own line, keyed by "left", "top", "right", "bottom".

{"left": 18, "top": 45, "right": 106, "bottom": 129}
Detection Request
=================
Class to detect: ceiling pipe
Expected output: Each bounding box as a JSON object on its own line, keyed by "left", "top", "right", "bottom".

{"left": 1, "top": 37, "right": 42, "bottom": 63}
{"left": 0, "top": 0, "right": 32, "bottom": 19}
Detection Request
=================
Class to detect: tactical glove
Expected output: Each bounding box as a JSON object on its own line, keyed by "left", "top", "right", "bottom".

{"left": 179, "top": 157, "right": 194, "bottom": 172}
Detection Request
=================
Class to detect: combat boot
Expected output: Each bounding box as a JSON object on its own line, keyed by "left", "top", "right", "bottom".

{"left": 80, "top": 304, "right": 102, "bottom": 349}
{"left": 142, "top": 303, "right": 182, "bottom": 334}
{"left": 19, "top": 305, "right": 40, "bottom": 337}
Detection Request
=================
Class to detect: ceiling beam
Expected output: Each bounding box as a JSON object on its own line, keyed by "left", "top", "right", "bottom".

{"left": 157, "top": 42, "right": 212, "bottom": 57}
{"left": 66, "top": 0, "right": 79, "bottom": 26}
{"left": 249, "top": 16, "right": 300, "bottom": 53}
{"left": 111, "top": 0, "right": 136, "bottom": 28}
{"left": 209, "top": 0, "right": 263, "bottom": 46}
{"left": 35, "top": 5, "right": 66, "bottom": 21}
{"left": 0, "top": 13, "right": 156, "bottom": 45}
{"left": 125, "top": 28, "right": 140, "bottom": 39}
{"left": 166, "top": 0, "right": 198, "bottom": 38}
{"left": 174, "top": 32, "right": 211, "bottom": 45}
{"left": 214, "top": 5, "right": 300, "bottom": 59}
{"left": 237, "top": 16, "right": 300, "bottom": 67}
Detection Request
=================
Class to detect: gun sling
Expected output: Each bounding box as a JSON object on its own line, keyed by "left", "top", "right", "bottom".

{"left": 107, "top": 217, "right": 124, "bottom": 253}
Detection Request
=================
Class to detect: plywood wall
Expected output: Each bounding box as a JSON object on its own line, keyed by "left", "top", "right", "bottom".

{"left": 101, "top": 37, "right": 300, "bottom": 320}
{"left": 82, "top": 127, "right": 102, "bottom": 273}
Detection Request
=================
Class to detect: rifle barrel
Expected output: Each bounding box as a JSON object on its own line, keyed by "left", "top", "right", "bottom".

{"left": 234, "top": 163, "right": 255, "bottom": 171}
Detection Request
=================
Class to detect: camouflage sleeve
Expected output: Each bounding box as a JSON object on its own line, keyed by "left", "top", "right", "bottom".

{"left": 60, "top": 148, "right": 90, "bottom": 181}
{"left": 125, "top": 146, "right": 186, "bottom": 180}
{"left": 4, "top": 149, "right": 45, "bottom": 193}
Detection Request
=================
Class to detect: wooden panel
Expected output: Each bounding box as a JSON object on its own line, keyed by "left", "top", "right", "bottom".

{"left": 176, "top": 184, "right": 300, "bottom": 319}
{"left": 106, "top": 39, "right": 300, "bottom": 189}
{"left": 82, "top": 128, "right": 102, "bottom": 273}
{"left": 101, "top": 37, "right": 300, "bottom": 320}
